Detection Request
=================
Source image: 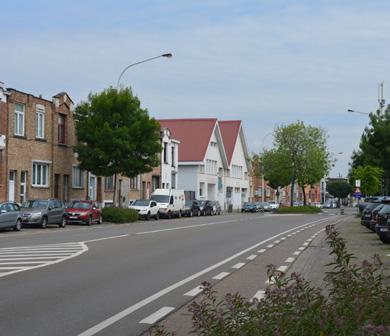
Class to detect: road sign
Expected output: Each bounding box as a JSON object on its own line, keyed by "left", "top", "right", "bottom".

{"left": 354, "top": 187, "right": 361, "bottom": 199}
{"left": 355, "top": 179, "right": 361, "bottom": 187}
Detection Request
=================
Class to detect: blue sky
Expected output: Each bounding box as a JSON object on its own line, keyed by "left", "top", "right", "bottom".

{"left": 2, "top": 0, "right": 390, "bottom": 176}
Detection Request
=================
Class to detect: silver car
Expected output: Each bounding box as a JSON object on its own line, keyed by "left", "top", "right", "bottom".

{"left": 21, "top": 199, "right": 66, "bottom": 228}
{"left": 0, "top": 202, "right": 22, "bottom": 231}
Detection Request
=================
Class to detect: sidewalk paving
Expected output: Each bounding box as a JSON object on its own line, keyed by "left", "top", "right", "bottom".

{"left": 146, "top": 213, "right": 390, "bottom": 336}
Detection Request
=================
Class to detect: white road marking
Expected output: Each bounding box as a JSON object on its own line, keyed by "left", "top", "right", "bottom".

{"left": 266, "top": 244, "right": 274, "bottom": 248}
{"left": 252, "top": 290, "right": 265, "bottom": 301}
{"left": 273, "top": 240, "right": 281, "bottom": 244}
{"left": 232, "top": 262, "right": 246, "bottom": 269}
{"left": 265, "top": 277, "right": 275, "bottom": 285}
{"left": 184, "top": 286, "right": 203, "bottom": 297}
{"left": 306, "top": 238, "right": 313, "bottom": 242}
{"left": 278, "top": 265, "right": 288, "bottom": 272}
{"left": 213, "top": 272, "right": 230, "bottom": 280}
{"left": 247, "top": 254, "right": 257, "bottom": 260}
{"left": 77, "top": 217, "right": 333, "bottom": 336}
{"left": 303, "top": 242, "right": 309, "bottom": 246}
{"left": 280, "top": 237, "right": 286, "bottom": 240}
{"left": 287, "top": 234, "right": 292, "bottom": 237}
{"left": 285, "top": 257, "right": 295, "bottom": 263}
{"left": 293, "top": 251, "right": 301, "bottom": 255}
{"left": 298, "top": 247, "right": 305, "bottom": 250}
{"left": 257, "top": 249, "right": 266, "bottom": 253}
{"left": 0, "top": 242, "right": 88, "bottom": 278}
{"left": 139, "top": 307, "right": 175, "bottom": 324}
{"left": 84, "top": 234, "right": 129, "bottom": 243}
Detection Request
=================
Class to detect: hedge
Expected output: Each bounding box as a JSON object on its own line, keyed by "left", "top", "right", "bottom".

{"left": 276, "top": 205, "right": 322, "bottom": 214}
{"left": 102, "top": 207, "right": 138, "bottom": 223}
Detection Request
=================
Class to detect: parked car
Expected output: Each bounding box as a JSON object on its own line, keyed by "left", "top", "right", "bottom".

{"left": 257, "top": 202, "right": 272, "bottom": 211}
{"left": 210, "top": 201, "right": 222, "bottom": 215}
{"left": 21, "top": 199, "right": 66, "bottom": 228}
{"left": 0, "top": 202, "right": 22, "bottom": 231}
{"left": 268, "top": 201, "right": 280, "bottom": 210}
{"left": 129, "top": 199, "right": 159, "bottom": 220}
{"left": 375, "top": 204, "right": 390, "bottom": 243}
{"left": 242, "top": 202, "right": 257, "bottom": 213}
{"left": 311, "top": 202, "right": 323, "bottom": 208}
{"left": 198, "top": 200, "right": 214, "bottom": 216}
{"left": 360, "top": 202, "right": 380, "bottom": 227}
{"left": 182, "top": 200, "right": 201, "bottom": 217}
{"left": 369, "top": 204, "right": 385, "bottom": 231}
{"left": 151, "top": 189, "right": 185, "bottom": 218}
{"left": 64, "top": 200, "right": 102, "bottom": 225}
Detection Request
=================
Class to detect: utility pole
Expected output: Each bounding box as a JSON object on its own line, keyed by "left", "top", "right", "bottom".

{"left": 378, "top": 82, "right": 385, "bottom": 113}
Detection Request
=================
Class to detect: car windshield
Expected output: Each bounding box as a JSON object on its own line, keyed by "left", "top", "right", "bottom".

{"left": 379, "top": 204, "right": 390, "bottom": 213}
{"left": 133, "top": 200, "right": 150, "bottom": 206}
{"left": 23, "top": 200, "right": 49, "bottom": 209}
{"left": 365, "top": 203, "right": 379, "bottom": 211}
{"left": 70, "top": 202, "right": 91, "bottom": 209}
{"left": 243, "top": 202, "right": 252, "bottom": 206}
{"left": 198, "top": 201, "right": 206, "bottom": 206}
{"left": 185, "top": 200, "right": 193, "bottom": 206}
{"left": 151, "top": 195, "right": 169, "bottom": 203}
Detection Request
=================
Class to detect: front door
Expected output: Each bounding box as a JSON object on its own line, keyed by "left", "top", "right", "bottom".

{"left": 20, "top": 171, "right": 27, "bottom": 204}
{"left": 54, "top": 174, "right": 60, "bottom": 199}
{"left": 88, "top": 175, "right": 96, "bottom": 201}
{"left": 63, "top": 175, "right": 69, "bottom": 202}
{"left": 8, "top": 171, "right": 15, "bottom": 202}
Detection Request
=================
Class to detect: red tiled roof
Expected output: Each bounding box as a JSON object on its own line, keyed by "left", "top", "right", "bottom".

{"left": 157, "top": 119, "right": 217, "bottom": 162}
{"left": 219, "top": 120, "right": 241, "bottom": 164}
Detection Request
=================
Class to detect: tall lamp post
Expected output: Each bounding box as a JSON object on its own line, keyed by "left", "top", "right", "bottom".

{"left": 116, "top": 53, "right": 173, "bottom": 89}
{"left": 347, "top": 109, "right": 370, "bottom": 115}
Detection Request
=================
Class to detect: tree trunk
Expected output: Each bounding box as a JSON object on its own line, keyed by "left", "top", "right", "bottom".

{"left": 290, "top": 180, "right": 295, "bottom": 207}
{"left": 113, "top": 173, "right": 117, "bottom": 207}
{"left": 301, "top": 185, "right": 307, "bottom": 206}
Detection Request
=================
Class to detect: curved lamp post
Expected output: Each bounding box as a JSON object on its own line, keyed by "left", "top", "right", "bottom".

{"left": 347, "top": 109, "right": 370, "bottom": 115}
{"left": 116, "top": 53, "right": 173, "bottom": 89}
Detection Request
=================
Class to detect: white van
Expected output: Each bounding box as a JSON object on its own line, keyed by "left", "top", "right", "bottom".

{"left": 151, "top": 189, "right": 185, "bottom": 218}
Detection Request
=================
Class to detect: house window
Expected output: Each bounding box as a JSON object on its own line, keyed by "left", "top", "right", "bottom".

{"left": 36, "top": 105, "right": 45, "bottom": 139}
{"left": 72, "top": 166, "right": 84, "bottom": 188}
{"left": 14, "top": 103, "right": 25, "bottom": 136}
{"left": 58, "top": 114, "right": 66, "bottom": 144}
{"left": 163, "top": 142, "right": 168, "bottom": 164}
{"left": 104, "top": 176, "right": 114, "bottom": 191}
{"left": 210, "top": 141, "right": 217, "bottom": 147}
{"left": 205, "top": 159, "right": 217, "bottom": 174}
{"left": 171, "top": 147, "right": 175, "bottom": 167}
{"left": 130, "top": 177, "right": 138, "bottom": 190}
{"left": 232, "top": 165, "right": 243, "bottom": 178}
{"left": 32, "top": 162, "right": 49, "bottom": 187}
{"left": 199, "top": 182, "right": 205, "bottom": 197}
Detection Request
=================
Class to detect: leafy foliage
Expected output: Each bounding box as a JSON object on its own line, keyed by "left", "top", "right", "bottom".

{"left": 350, "top": 105, "right": 390, "bottom": 195}
{"left": 351, "top": 165, "right": 383, "bottom": 196}
{"left": 276, "top": 205, "right": 322, "bottom": 214}
{"left": 152, "top": 226, "right": 390, "bottom": 336}
{"left": 74, "top": 87, "right": 161, "bottom": 182}
{"left": 327, "top": 181, "right": 352, "bottom": 199}
{"left": 102, "top": 207, "right": 138, "bottom": 223}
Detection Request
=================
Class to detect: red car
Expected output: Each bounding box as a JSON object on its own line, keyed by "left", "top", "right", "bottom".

{"left": 65, "top": 200, "right": 102, "bottom": 225}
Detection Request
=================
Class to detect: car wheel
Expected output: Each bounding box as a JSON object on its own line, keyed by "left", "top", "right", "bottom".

{"left": 146, "top": 212, "right": 151, "bottom": 221}
{"left": 59, "top": 217, "right": 66, "bottom": 228}
{"left": 178, "top": 210, "right": 182, "bottom": 218}
{"left": 87, "top": 216, "right": 93, "bottom": 226}
{"left": 167, "top": 211, "right": 172, "bottom": 219}
{"left": 97, "top": 215, "right": 102, "bottom": 224}
{"left": 41, "top": 217, "right": 47, "bottom": 229}
{"left": 155, "top": 212, "right": 159, "bottom": 220}
{"left": 189, "top": 210, "right": 193, "bottom": 217}
{"left": 14, "top": 219, "right": 22, "bottom": 231}
{"left": 379, "top": 233, "right": 390, "bottom": 244}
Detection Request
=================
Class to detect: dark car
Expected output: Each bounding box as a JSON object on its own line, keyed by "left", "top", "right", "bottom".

{"left": 210, "top": 201, "right": 221, "bottom": 215}
{"left": 21, "top": 199, "right": 66, "bottom": 228}
{"left": 0, "top": 202, "right": 22, "bottom": 231}
{"left": 361, "top": 202, "right": 380, "bottom": 227}
{"left": 375, "top": 203, "right": 390, "bottom": 243}
{"left": 65, "top": 200, "right": 102, "bottom": 225}
{"left": 369, "top": 204, "right": 385, "bottom": 231}
{"left": 242, "top": 202, "right": 257, "bottom": 213}
{"left": 198, "top": 200, "right": 214, "bottom": 216}
{"left": 182, "top": 200, "right": 201, "bottom": 217}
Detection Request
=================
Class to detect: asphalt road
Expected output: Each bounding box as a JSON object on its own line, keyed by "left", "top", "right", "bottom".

{"left": 0, "top": 211, "right": 339, "bottom": 336}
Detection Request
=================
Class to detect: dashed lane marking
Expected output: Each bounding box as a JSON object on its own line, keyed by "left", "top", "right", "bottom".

{"left": 232, "top": 262, "right": 246, "bottom": 269}
{"left": 257, "top": 249, "right": 266, "bottom": 253}
{"left": 285, "top": 257, "right": 295, "bottom": 263}
{"left": 293, "top": 251, "right": 301, "bottom": 255}
{"left": 213, "top": 272, "right": 230, "bottom": 280}
{"left": 266, "top": 244, "right": 274, "bottom": 248}
{"left": 247, "top": 254, "right": 257, "bottom": 260}
{"left": 139, "top": 307, "right": 175, "bottom": 324}
{"left": 184, "top": 286, "right": 203, "bottom": 297}
{"left": 277, "top": 265, "right": 288, "bottom": 272}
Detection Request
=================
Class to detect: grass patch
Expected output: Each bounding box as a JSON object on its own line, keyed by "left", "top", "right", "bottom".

{"left": 276, "top": 205, "right": 322, "bottom": 214}
{"left": 102, "top": 207, "right": 138, "bottom": 223}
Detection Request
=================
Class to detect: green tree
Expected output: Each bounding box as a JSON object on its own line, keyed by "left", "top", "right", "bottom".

{"left": 351, "top": 165, "right": 383, "bottom": 196}
{"left": 327, "top": 181, "right": 352, "bottom": 206}
{"left": 74, "top": 87, "right": 161, "bottom": 205}
{"left": 264, "top": 122, "right": 330, "bottom": 206}
{"left": 350, "top": 105, "right": 390, "bottom": 194}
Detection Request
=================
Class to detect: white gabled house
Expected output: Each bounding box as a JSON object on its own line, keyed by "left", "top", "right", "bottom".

{"left": 158, "top": 118, "right": 250, "bottom": 210}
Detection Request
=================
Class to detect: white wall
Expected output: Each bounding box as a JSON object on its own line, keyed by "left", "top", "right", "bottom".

{"left": 160, "top": 129, "right": 179, "bottom": 189}
{"left": 177, "top": 165, "right": 198, "bottom": 193}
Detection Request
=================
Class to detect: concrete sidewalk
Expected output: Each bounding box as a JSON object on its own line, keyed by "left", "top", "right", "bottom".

{"left": 146, "top": 214, "right": 390, "bottom": 336}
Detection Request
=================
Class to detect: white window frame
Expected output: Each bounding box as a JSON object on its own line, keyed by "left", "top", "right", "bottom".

{"left": 14, "top": 103, "right": 25, "bottom": 136}
{"left": 72, "top": 165, "right": 84, "bottom": 188}
{"left": 36, "top": 105, "right": 45, "bottom": 139}
{"left": 32, "top": 161, "right": 50, "bottom": 187}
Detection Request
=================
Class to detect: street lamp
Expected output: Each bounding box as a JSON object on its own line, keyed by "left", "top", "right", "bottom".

{"left": 347, "top": 109, "right": 370, "bottom": 115}
{"left": 116, "top": 53, "right": 173, "bottom": 89}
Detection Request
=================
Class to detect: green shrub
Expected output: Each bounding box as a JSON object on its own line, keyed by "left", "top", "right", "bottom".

{"left": 151, "top": 225, "right": 390, "bottom": 336}
{"left": 276, "top": 205, "right": 322, "bottom": 214}
{"left": 102, "top": 207, "right": 138, "bottom": 223}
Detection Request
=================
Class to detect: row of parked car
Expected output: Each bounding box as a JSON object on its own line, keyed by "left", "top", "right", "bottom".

{"left": 0, "top": 199, "right": 102, "bottom": 231}
{"left": 241, "top": 201, "right": 279, "bottom": 213}
{"left": 360, "top": 196, "right": 390, "bottom": 244}
{"left": 129, "top": 198, "right": 222, "bottom": 220}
